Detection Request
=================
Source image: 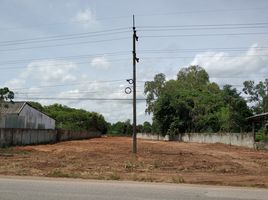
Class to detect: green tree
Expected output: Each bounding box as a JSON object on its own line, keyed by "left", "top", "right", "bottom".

{"left": 109, "top": 120, "right": 132, "bottom": 135}
{"left": 144, "top": 73, "right": 166, "bottom": 114}
{"left": 243, "top": 79, "right": 268, "bottom": 113}
{"left": 142, "top": 121, "right": 152, "bottom": 133}
{"left": 0, "top": 87, "right": 14, "bottom": 102}
{"left": 42, "top": 103, "right": 108, "bottom": 134}
{"left": 177, "top": 65, "right": 209, "bottom": 88}
{"left": 219, "top": 85, "right": 252, "bottom": 132}
{"left": 147, "top": 66, "right": 251, "bottom": 135}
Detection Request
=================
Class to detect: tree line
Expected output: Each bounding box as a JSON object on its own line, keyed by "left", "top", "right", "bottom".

{"left": 1, "top": 65, "right": 267, "bottom": 136}
{"left": 144, "top": 65, "right": 268, "bottom": 135}
{"left": 27, "top": 102, "right": 108, "bottom": 134}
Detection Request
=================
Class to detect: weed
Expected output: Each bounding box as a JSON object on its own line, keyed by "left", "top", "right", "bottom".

{"left": 172, "top": 176, "right": 185, "bottom": 183}
{"left": 153, "top": 160, "right": 162, "bottom": 169}
{"left": 109, "top": 172, "right": 120, "bottom": 180}
{"left": 47, "top": 170, "right": 78, "bottom": 178}
{"left": 139, "top": 161, "right": 145, "bottom": 168}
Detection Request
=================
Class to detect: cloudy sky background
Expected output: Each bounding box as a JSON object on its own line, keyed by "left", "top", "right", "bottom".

{"left": 0, "top": 0, "right": 268, "bottom": 123}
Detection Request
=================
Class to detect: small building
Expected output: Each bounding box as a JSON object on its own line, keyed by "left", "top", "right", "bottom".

{"left": 0, "top": 102, "right": 55, "bottom": 129}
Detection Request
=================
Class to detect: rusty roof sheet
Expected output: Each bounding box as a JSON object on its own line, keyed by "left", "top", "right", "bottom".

{"left": 0, "top": 102, "right": 26, "bottom": 114}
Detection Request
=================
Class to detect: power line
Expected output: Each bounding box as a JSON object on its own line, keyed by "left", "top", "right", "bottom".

{"left": 0, "top": 51, "right": 130, "bottom": 65}
{"left": 139, "top": 46, "right": 268, "bottom": 52}
{"left": 0, "top": 29, "right": 131, "bottom": 47}
{"left": 11, "top": 79, "right": 127, "bottom": 90}
{"left": 2, "top": 46, "right": 267, "bottom": 65}
{"left": 141, "top": 32, "right": 268, "bottom": 38}
{"left": 0, "top": 17, "right": 132, "bottom": 32}
{"left": 0, "top": 37, "right": 130, "bottom": 52}
{"left": 137, "top": 22, "right": 268, "bottom": 28}
{"left": 16, "top": 90, "right": 145, "bottom": 95}
{"left": 15, "top": 97, "right": 146, "bottom": 101}
{"left": 136, "top": 7, "right": 268, "bottom": 17}
{"left": 139, "top": 26, "right": 268, "bottom": 32}
{"left": 0, "top": 6, "right": 267, "bottom": 32}
{"left": 0, "top": 59, "right": 131, "bottom": 71}
{"left": 141, "top": 54, "right": 268, "bottom": 60}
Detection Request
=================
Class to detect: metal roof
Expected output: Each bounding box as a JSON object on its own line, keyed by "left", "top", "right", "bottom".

{"left": 247, "top": 112, "right": 268, "bottom": 122}
{"left": 0, "top": 102, "right": 26, "bottom": 115}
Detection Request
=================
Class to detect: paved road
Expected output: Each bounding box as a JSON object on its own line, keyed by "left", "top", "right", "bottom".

{"left": 0, "top": 176, "right": 268, "bottom": 200}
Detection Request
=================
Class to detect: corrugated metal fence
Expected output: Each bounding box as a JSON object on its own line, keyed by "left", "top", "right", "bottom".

{"left": 0, "top": 128, "right": 101, "bottom": 147}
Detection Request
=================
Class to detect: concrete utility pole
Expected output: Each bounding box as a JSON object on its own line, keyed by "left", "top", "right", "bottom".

{"left": 132, "top": 15, "right": 139, "bottom": 154}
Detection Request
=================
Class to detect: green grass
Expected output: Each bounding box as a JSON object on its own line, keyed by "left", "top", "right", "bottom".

{"left": 108, "top": 173, "right": 120, "bottom": 180}
{"left": 47, "top": 170, "right": 79, "bottom": 178}
{"left": 0, "top": 148, "right": 31, "bottom": 156}
{"left": 172, "top": 176, "right": 185, "bottom": 184}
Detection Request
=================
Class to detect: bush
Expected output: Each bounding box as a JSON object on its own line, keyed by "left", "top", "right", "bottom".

{"left": 255, "top": 128, "right": 268, "bottom": 142}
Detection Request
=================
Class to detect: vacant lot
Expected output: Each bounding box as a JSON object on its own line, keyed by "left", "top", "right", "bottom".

{"left": 0, "top": 137, "right": 268, "bottom": 187}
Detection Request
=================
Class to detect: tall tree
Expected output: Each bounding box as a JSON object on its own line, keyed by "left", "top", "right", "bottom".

{"left": 243, "top": 79, "right": 268, "bottom": 113}
{"left": 147, "top": 66, "right": 252, "bottom": 135}
{"left": 220, "top": 85, "right": 252, "bottom": 132}
{"left": 177, "top": 65, "right": 209, "bottom": 88}
{"left": 144, "top": 73, "right": 166, "bottom": 114}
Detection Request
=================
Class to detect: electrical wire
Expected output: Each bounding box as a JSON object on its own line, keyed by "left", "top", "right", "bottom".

{"left": 137, "top": 22, "right": 268, "bottom": 28}
{"left": 141, "top": 32, "right": 268, "bottom": 38}
{"left": 0, "top": 37, "right": 130, "bottom": 52}
{"left": 11, "top": 79, "right": 127, "bottom": 90}
{"left": 15, "top": 97, "right": 146, "bottom": 101}
{"left": 0, "top": 30, "right": 131, "bottom": 47}
{"left": 136, "top": 7, "right": 268, "bottom": 17}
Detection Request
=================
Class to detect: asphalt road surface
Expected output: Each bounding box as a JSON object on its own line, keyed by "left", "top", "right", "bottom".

{"left": 0, "top": 176, "right": 268, "bottom": 200}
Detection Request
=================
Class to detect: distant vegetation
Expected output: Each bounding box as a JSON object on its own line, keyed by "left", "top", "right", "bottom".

{"left": 29, "top": 102, "right": 108, "bottom": 134}
{"left": 2, "top": 65, "right": 268, "bottom": 138}
{"left": 107, "top": 120, "right": 153, "bottom": 136}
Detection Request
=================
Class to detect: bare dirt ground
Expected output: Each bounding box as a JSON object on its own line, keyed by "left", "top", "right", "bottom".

{"left": 1, "top": 137, "right": 268, "bottom": 187}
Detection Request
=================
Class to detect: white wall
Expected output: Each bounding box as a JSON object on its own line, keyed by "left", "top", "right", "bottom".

{"left": 137, "top": 132, "right": 255, "bottom": 148}
{"left": 137, "top": 133, "right": 170, "bottom": 141}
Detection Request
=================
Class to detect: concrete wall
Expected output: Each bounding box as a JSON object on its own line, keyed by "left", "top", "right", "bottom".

{"left": 0, "top": 128, "right": 101, "bottom": 147}
{"left": 180, "top": 132, "right": 255, "bottom": 148}
{"left": 137, "top": 133, "right": 170, "bottom": 141}
{"left": 137, "top": 132, "right": 255, "bottom": 148}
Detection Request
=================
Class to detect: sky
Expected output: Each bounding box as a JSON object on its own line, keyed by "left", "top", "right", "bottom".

{"left": 0, "top": 0, "right": 268, "bottom": 124}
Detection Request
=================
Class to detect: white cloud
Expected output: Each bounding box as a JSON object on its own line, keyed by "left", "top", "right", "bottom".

{"left": 4, "top": 78, "right": 26, "bottom": 89}
{"left": 73, "top": 8, "right": 98, "bottom": 28}
{"left": 22, "top": 60, "right": 77, "bottom": 83}
{"left": 91, "top": 56, "right": 110, "bottom": 69}
{"left": 189, "top": 44, "right": 268, "bottom": 87}
{"left": 51, "top": 78, "right": 148, "bottom": 123}
{"left": 4, "top": 58, "right": 149, "bottom": 123}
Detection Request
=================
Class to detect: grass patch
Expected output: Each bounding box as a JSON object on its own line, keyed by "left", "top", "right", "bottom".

{"left": 172, "top": 176, "right": 185, "bottom": 183}
{"left": 108, "top": 172, "right": 120, "bottom": 180}
{"left": 0, "top": 148, "right": 31, "bottom": 156}
{"left": 47, "top": 170, "right": 78, "bottom": 178}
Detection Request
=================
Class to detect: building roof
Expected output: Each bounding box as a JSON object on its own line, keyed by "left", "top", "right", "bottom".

{"left": 0, "top": 101, "right": 55, "bottom": 120}
{"left": 247, "top": 112, "right": 268, "bottom": 122}
{"left": 0, "top": 101, "right": 26, "bottom": 114}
